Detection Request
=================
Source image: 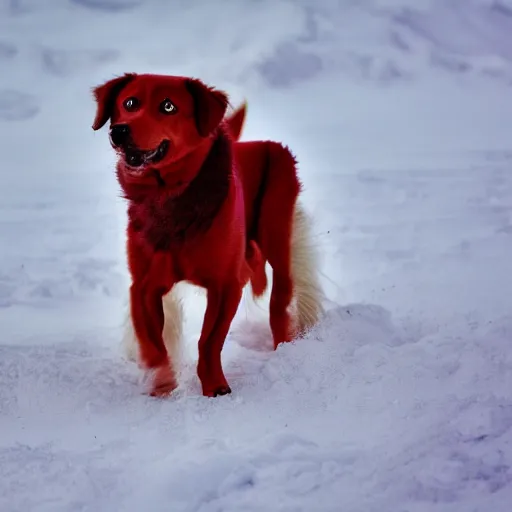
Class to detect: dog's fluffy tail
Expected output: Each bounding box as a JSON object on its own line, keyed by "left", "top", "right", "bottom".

{"left": 161, "top": 290, "right": 184, "bottom": 362}
{"left": 122, "top": 289, "right": 183, "bottom": 365}
{"left": 244, "top": 200, "right": 324, "bottom": 335}
{"left": 290, "top": 201, "right": 324, "bottom": 334}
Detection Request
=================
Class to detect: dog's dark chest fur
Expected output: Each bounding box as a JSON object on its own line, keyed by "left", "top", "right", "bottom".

{"left": 126, "top": 132, "right": 232, "bottom": 251}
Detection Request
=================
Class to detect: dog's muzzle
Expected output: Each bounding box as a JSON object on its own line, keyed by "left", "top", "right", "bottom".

{"left": 109, "top": 124, "right": 170, "bottom": 168}
{"left": 110, "top": 124, "right": 130, "bottom": 147}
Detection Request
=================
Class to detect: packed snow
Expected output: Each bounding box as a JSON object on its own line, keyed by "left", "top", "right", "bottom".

{"left": 1, "top": 0, "right": 512, "bottom": 510}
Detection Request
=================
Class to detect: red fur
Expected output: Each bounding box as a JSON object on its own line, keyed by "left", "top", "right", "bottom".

{"left": 92, "top": 73, "right": 301, "bottom": 398}
{"left": 92, "top": 73, "right": 136, "bottom": 131}
{"left": 225, "top": 101, "right": 247, "bottom": 141}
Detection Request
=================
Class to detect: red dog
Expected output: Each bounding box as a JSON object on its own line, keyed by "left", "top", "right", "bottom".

{"left": 92, "top": 73, "right": 323, "bottom": 397}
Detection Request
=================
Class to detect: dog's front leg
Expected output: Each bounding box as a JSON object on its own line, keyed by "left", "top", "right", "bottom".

{"left": 130, "top": 251, "right": 177, "bottom": 398}
{"left": 197, "top": 281, "right": 243, "bottom": 397}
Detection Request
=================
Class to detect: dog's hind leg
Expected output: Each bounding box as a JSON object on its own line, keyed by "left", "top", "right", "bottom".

{"left": 257, "top": 142, "right": 301, "bottom": 348}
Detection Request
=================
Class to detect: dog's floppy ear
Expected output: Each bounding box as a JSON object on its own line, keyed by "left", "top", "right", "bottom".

{"left": 91, "top": 73, "right": 136, "bottom": 131}
{"left": 185, "top": 78, "right": 229, "bottom": 137}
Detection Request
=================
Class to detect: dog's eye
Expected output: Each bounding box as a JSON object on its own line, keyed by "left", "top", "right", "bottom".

{"left": 123, "top": 97, "right": 139, "bottom": 112}
{"left": 160, "top": 99, "right": 177, "bottom": 115}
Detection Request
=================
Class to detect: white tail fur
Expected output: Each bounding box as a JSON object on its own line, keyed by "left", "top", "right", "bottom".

{"left": 122, "top": 288, "right": 184, "bottom": 365}
{"left": 290, "top": 201, "right": 324, "bottom": 334}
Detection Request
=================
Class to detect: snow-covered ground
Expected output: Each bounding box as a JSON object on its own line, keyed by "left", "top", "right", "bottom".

{"left": 1, "top": 0, "right": 512, "bottom": 510}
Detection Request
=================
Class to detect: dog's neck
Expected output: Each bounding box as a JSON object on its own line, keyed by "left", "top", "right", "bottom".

{"left": 121, "top": 126, "right": 233, "bottom": 248}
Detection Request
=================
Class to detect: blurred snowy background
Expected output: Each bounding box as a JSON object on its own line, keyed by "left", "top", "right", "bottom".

{"left": 1, "top": 1, "right": 512, "bottom": 511}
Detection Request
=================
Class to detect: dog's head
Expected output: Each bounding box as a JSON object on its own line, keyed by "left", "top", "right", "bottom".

{"left": 92, "top": 73, "right": 229, "bottom": 174}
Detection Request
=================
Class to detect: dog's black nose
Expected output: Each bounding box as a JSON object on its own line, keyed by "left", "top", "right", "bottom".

{"left": 110, "top": 124, "right": 130, "bottom": 147}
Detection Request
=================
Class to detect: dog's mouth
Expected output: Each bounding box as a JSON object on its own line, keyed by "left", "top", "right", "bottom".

{"left": 123, "top": 140, "right": 170, "bottom": 169}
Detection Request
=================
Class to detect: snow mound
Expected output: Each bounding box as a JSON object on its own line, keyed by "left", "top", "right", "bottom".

{"left": 2, "top": 307, "right": 512, "bottom": 511}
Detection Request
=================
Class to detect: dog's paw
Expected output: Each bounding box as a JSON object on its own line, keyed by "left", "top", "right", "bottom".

{"left": 202, "top": 384, "right": 232, "bottom": 398}
{"left": 197, "top": 362, "right": 232, "bottom": 397}
{"left": 145, "top": 365, "right": 177, "bottom": 398}
{"left": 200, "top": 376, "right": 232, "bottom": 398}
{"left": 213, "top": 385, "right": 232, "bottom": 397}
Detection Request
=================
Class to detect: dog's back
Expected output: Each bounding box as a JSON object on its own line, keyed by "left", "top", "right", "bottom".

{"left": 234, "top": 140, "right": 299, "bottom": 235}
{"left": 233, "top": 141, "right": 269, "bottom": 235}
